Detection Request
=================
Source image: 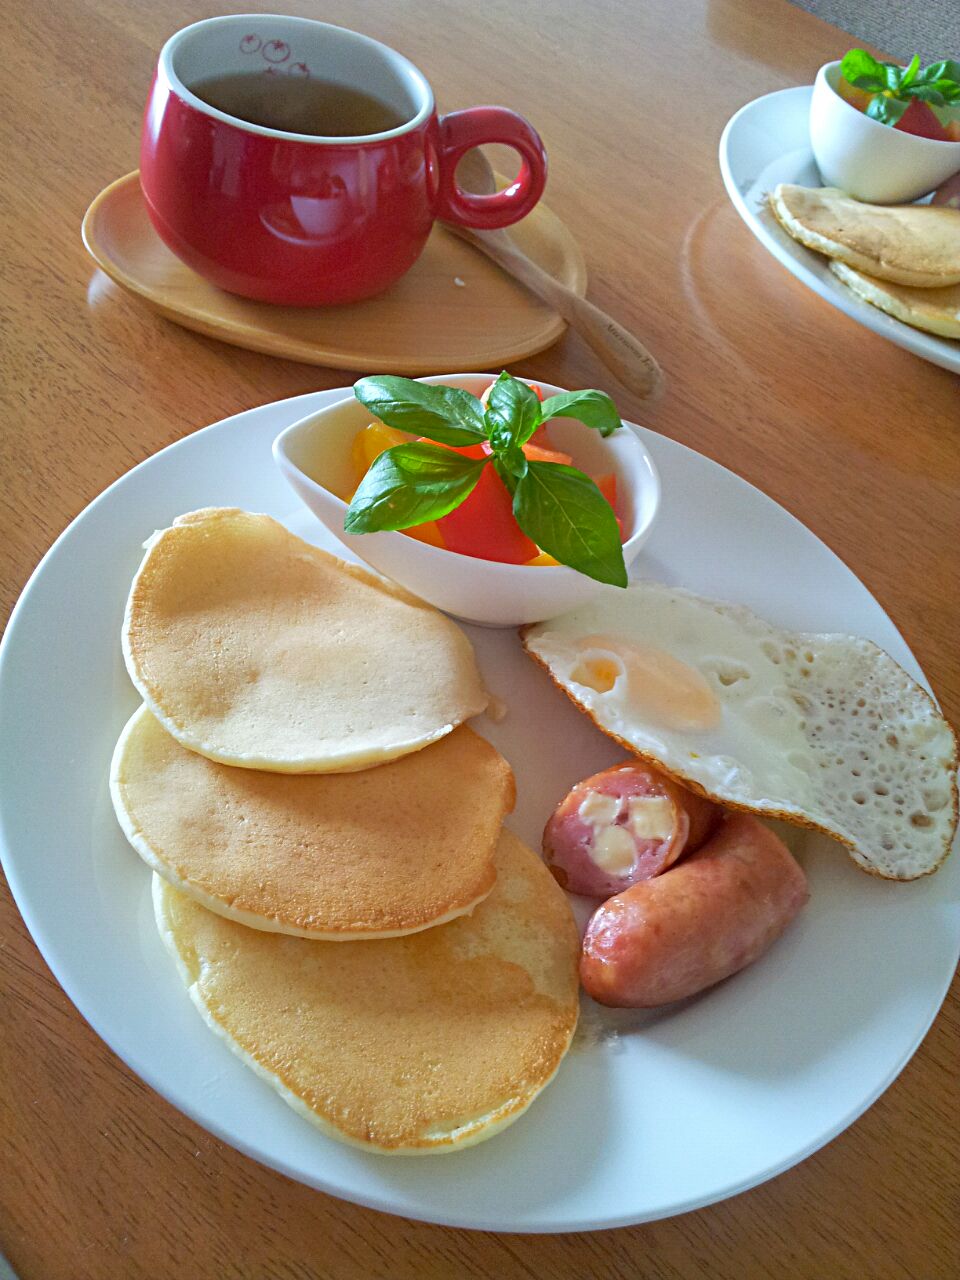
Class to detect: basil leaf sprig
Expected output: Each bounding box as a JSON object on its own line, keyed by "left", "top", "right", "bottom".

{"left": 344, "top": 372, "right": 628, "bottom": 587}
{"left": 840, "top": 49, "right": 960, "bottom": 125}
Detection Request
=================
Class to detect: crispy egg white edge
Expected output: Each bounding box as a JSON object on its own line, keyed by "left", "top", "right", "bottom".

{"left": 520, "top": 586, "right": 959, "bottom": 881}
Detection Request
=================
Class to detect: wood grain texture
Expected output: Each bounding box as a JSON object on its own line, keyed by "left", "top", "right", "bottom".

{"left": 1, "top": 1, "right": 957, "bottom": 1277}
{"left": 81, "top": 172, "right": 587, "bottom": 371}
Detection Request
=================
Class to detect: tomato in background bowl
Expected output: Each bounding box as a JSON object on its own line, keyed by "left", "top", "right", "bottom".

{"left": 810, "top": 60, "right": 960, "bottom": 203}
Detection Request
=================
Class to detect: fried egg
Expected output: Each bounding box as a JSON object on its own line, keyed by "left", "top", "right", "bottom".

{"left": 522, "top": 583, "right": 958, "bottom": 880}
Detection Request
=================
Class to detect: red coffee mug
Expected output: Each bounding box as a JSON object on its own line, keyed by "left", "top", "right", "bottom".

{"left": 140, "top": 15, "right": 547, "bottom": 306}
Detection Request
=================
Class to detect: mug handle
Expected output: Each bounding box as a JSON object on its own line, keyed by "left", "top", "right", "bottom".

{"left": 435, "top": 107, "right": 547, "bottom": 231}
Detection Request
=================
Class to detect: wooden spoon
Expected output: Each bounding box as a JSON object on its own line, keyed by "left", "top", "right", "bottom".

{"left": 445, "top": 150, "right": 664, "bottom": 400}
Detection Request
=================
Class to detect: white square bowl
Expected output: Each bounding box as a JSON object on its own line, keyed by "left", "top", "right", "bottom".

{"left": 273, "top": 373, "right": 661, "bottom": 626}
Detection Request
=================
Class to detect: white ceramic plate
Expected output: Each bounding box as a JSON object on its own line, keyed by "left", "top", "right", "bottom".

{"left": 718, "top": 86, "right": 960, "bottom": 376}
{"left": 1, "top": 390, "right": 957, "bottom": 1233}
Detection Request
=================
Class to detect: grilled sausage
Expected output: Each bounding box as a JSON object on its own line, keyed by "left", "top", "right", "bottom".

{"left": 543, "top": 762, "right": 719, "bottom": 897}
{"left": 580, "top": 812, "right": 809, "bottom": 1006}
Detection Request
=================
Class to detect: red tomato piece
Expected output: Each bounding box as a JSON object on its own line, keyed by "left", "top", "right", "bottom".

{"left": 523, "top": 442, "right": 573, "bottom": 465}
{"left": 419, "top": 437, "right": 487, "bottom": 460}
{"left": 594, "top": 472, "right": 624, "bottom": 540}
{"left": 594, "top": 472, "right": 617, "bottom": 511}
{"left": 436, "top": 464, "right": 538, "bottom": 563}
{"left": 425, "top": 438, "right": 537, "bottom": 563}
{"left": 894, "top": 99, "right": 950, "bottom": 141}
{"left": 423, "top": 430, "right": 607, "bottom": 564}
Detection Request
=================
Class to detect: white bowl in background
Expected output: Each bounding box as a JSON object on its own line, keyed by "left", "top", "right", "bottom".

{"left": 719, "top": 86, "right": 960, "bottom": 375}
{"left": 809, "top": 61, "right": 960, "bottom": 204}
{"left": 273, "top": 373, "right": 660, "bottom": 627}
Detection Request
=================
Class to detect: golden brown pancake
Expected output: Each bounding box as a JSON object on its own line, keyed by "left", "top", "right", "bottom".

{"left": 769, "top": 184, "right": 960, "bottom": 287}
{"left": 830, "top": 262, "right": 960, "bottom": 339}
{"left": 153, "top": 829, "right": 580, "bottom": 1153}
{"left": 112, "top": 705, "right": 514, "bottom": 938}
{"left": 112, "top": 706, "right": 514, "bottom": 936}
{"left": 122, "top": 508, "right": 488, "bottom": 773}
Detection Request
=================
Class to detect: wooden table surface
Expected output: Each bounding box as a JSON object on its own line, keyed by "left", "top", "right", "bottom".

{"left": 1, "top": 1, "right": 957, "bottom": 1276}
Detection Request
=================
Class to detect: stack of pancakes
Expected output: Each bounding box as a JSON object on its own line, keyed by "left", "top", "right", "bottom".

{"left": 111, "top": 508, "right": 579, "bottom": 1153}
{"left": 769, "top": 184, "right": 960, "bottom": 339}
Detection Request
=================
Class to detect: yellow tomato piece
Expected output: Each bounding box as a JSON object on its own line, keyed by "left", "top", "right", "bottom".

{"left": 836, "top": 78, "right": 874, "bottom": 113}
{"left": 525, "top": 551, "right": 560, "bottom": 566}
{"left": 402, "top": 522, "right": 445, "bottom": 548}
{"left": 351, "top": 422, "right": 409, "bottom": 484}
{"left": 345, "top": 480, "right": 444, "bottom": 548}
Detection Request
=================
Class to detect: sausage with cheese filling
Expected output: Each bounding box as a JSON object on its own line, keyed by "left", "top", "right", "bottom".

{"left": 580, "top": 812, "right": 809, "bottom": 1007}
{"left": 543, "top": 762, "right": 719, "bottom": 898}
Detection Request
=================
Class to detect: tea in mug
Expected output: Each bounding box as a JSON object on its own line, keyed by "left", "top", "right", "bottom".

{"left": 191, "top": 73, "right": 407, "bottom": 136}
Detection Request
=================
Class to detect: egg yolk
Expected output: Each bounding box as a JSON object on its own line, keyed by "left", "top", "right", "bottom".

{"left": 574, "top": 635, "right": 722, "bottom": 733}
{"left": 571, "top": 655, "right": 623, "bottom": 693}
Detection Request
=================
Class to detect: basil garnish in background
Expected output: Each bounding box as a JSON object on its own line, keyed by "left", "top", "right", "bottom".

{"left": 840, "top": 49, "right": 960, "bottom": 125}
{"left": 344, "top": 374, "right": 628, "bottom": 586}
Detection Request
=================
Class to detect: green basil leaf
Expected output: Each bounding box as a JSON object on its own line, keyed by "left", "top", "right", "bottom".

{"left": 846, "top": 73, "right": 887, "bottom": 91}
{"left": 913, "top": 60, "right": 945, "bottom": 84}
{"left": 539, "top": 389, "right": 623, "bottom": 438}
{"left": 900, "top": 54, "right": 921, "bottom": 88}
{"left": 883, "top": 61, "right": 904, "bottom": 92}
{"left": 907, "top": 85, "right": 946, "bottom": 105}
{"left": 343, "top": 443, "right": 486, "bottom": 532}
{"left": 493, "top": 446, "right": 528, "bottom": 493}
{"left": 841, "top": 48, "right": 886, "bottom": 90}
{"left": 513, "top": 461, "right": 627, "bottom": 587}
{"left": 354, "top": 376, "right": 487, "bottom": 445}
{"left": 914, "top": 59, "right": 960, "bottom": 86}
{"left": 484, "top": 372, "right": 543, "bottom": 452}
{"left": 866, "top": 94, "right": 902, "bottom": 124}
{"left": 921, "top": 78, "right": 960, "bottom": 102}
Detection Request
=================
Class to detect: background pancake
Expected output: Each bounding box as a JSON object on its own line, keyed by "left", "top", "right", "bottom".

{"left": 830, "top": 262, "right": 960, "bottom": 339}
{"left": 112, "top": 706, "right": 514, "bottom": 938}
{"left": 769, "top": 184, "right": 960, "bottom": 288}
{"left": 153, "top": 829, "right": 580, "bottom": 1154}
{"left": 123, "top": 508, "right": 488, "bottom": 773}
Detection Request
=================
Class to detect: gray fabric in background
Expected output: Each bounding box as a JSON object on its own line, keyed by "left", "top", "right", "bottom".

{"left": 788, "top": 1, "right": 960, "bottom": 62}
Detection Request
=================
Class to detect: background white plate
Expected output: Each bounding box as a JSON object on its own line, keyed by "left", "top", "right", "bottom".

{"left": 1, "top": 390, "right": 957, "bottom": 1232}
{"left": 718, "top": 86, "right": 960, "bottom": 376}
